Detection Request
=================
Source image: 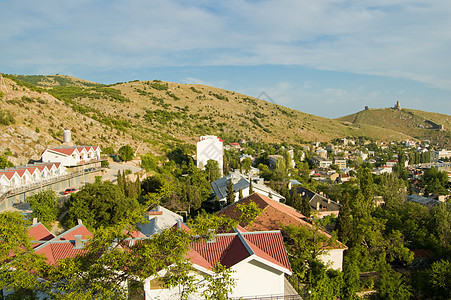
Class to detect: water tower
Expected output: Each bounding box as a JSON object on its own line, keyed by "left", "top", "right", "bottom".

{"left": 63, "top": 128, "right": 72, "bottom": 144}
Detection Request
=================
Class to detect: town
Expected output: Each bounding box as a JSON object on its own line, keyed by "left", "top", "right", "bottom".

{"left": 1, "top": 129, "right": 450, "bottom": 299}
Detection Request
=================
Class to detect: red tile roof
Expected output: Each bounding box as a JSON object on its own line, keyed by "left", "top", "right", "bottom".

{"left": 29, "top": 223, "right": 55, "bottom": 247}
{"left": 47, "top": 148, "right": 78, "bottom": 156}
{"left": 31, "top": 223, "right": 93, "bottom": 265}
{"left": 188, "top": 230, "right": 291, "bottom": 273}
{"left": 219, "top": 193, "right": 346, "bottom": 250}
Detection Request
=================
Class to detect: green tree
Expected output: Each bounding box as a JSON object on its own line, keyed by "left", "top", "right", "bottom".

{"left": 141, "top": 152, "right": 158, "bottom": 172}
{"left": 240, "top": 157, "right": 252, "bottom": 174}
{"left": 0, "top": 154, "right": 13, "bottom": 169}
{"left": 249, "top": 178, "right": 254, "bottom": 194}
{"left": 101, "top": 146, "right": 115, "bottom": 155}
{"left": 237, "top": 202, "right": 262, "bottom": 226}
{"left": 0, "top": 212, "right": 48, "bottom": 298}
{"left": 201, "top": 263, "right": 236, "bottom": 300}
{"left": 427, "top": 259, "right": 451, "bottom": 299}
{"left": 374, "top": 261, "right": 411, "bottom": 300}
{"left": 27, "top": 190, "right": 58, "bottom": 228}
{"left": 301, "top": 195, "right": 311, "bottom": 217}
{"left": 118, "top": 145, "right": 134, "bottom": 162}
{"left": 226, "top": 179, "right": 235, "bottom": 205}
{"left": 336, "top": 192, "right": 352, "bottom": 245}
{"left": 65, "top": 181, "right": 140, "bottom": 229}
{"left": 204, "top": 159, "right": 221, "bottom": 182}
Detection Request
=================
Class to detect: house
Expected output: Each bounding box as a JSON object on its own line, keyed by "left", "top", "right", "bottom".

{"left": 196, "top": 136, "right": 223, "bottom": 175}
{"left": 229, "top": 142, "right": 241, "bottom": 150}
{"left": 372, "top": 165, "right": 392, "bottom": 175}
{"left": 295, "top": 186, "right": 341, "bottom": 218}
{"left": 32, "top": 220, "right": 93, "bottom": 265}
{"left": 41, "top": 146, "right": 101, "bottom": 167}
{"left": 210, "top": 172, "right": 285, "bottom": 203}
{"left": 219, "top": 193, "right": 347, "bottom": 270}
{"left": 144, "top": 228, "right": 294, "bottom": 299}
{"left": 0, "top": 162, "right": 67, "bottom": 195}
{"left": 386, "top": 160, "right": 398, "bottom": 167}
{"left": 312, "top": 156, "right": 332, "bottom": 168}
{"left": 333, "top": 157, "right": 347, "bottom": 169}
{"left": 315, "top": 148, "right": 328, "bottom": 158}
{"left": 137, "top": 205, "right": 184, "bottom": 236}
{"left": 337, "top": 174, "right": 351, "bottom": 183}
{"left": 406, "top": 194, "right": 446, "bottom": 208}
{"left": 431, "top": 149, "right": 451, "bottom": 161}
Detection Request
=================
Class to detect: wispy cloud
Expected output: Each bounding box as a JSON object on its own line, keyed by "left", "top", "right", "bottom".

{"left": 0, "top": 0, "right": 450, "bottom": 116}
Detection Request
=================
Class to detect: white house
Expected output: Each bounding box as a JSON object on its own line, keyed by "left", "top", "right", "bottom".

{"left": 144, "top": 229, "right": 293, "bottom": 299}
{"left": 196, "top": 136, "right": 223, "bottom": 176}
{"left": 210, "top": 172, "right": 285, "bottom": 203}
{"left": 137, "top": 205, "right": 184, "bottom": 236}
{"left": 41, "top": 146, "right": 101, "bottom": 167}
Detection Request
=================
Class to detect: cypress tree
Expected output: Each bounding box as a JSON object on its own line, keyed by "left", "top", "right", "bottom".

{"left": 239, "top": 188, "right": 243, "bottom": 200}
{"left": 336, "top": 192, "right": 352, "bottom": 245}
{"left": 226, "top": 179, "right": 235, "bottom": 205}
{"left": 301, "top": 195, "right": 311, "bottom": 217}
{"left": 249, "top": 179, "right": 254, "bottom": 194}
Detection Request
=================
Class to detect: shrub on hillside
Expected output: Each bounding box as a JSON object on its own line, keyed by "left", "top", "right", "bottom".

{"left": 0, "top": 110, "right": 15, "bottom": 125}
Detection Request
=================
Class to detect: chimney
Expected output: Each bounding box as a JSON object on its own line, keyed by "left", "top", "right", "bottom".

{"left": 74, "top": 235, "right": 83, "bottom": 249}
{"left": 327, "top": 198, "right": 331, "bottom": 204}
{"left": 32, "top": 217, "right": 38, "bottom": 225}
{"left": 77, "top": 219, "right": 83, "bottom": 225}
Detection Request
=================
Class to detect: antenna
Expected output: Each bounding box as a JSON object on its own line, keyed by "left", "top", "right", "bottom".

{"left": 0, "top": 73, "right": 8, "bottom": 94}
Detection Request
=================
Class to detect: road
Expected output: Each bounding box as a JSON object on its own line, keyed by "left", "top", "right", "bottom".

{"left": 102, "top": 160, "right": 143, "bottom": 182}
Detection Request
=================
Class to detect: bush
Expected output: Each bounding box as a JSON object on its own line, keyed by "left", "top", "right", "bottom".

{"left": 118, "top": 145, "right": 134, "bottom": 162}
{"left": 0, "top": 110, "right": 15, "bottom": 125}
{"left": 101, "top": 160, "right": 110, "bottom": 168}
{"left": 102, "top": 146, "right": 115, "bottom": 155}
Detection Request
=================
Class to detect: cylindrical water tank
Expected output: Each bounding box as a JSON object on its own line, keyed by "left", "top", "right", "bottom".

{"left": 63, "top": 129, "right": 71, "bottom": 144}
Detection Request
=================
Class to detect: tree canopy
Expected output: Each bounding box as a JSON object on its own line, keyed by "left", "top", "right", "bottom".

{"left": 65, "top": 181, "right": 140, "bottom": 229}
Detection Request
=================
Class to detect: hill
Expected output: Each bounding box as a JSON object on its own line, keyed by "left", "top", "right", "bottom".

{"left": 337, "top": 107, "right": 451, "bottom": 147}
{"left": 0, "top": 74, "right": 414, "bottom": 164}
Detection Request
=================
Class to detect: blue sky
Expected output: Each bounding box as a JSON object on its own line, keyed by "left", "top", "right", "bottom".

{"left": 1, "top": 0, "right": 450, "bottom": 118}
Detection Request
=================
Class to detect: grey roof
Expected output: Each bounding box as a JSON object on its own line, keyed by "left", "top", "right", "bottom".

{"left": 137, "top": 205, "right": 183, "bottom": 236}
{"left": 295, "top": 186, "right": 341, "bottom": 212}
{"left": 406, "top": 195, "right": 443, "bottom": 207}
{"left": 211, "top": 173, "right": 284, "bottom": 201}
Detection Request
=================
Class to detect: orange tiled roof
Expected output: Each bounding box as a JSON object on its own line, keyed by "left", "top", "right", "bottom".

{"left": 219, "top": 193, "right": 346, "bottom": 249}
{"left": 188, "top": 230, "right": 291, "bottom": 273}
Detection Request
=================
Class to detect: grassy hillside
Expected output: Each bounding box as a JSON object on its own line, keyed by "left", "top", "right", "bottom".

{"left": 337, "top": 108, "right": 451, "bottom": 147}
{"left": 0, "top": 74, "right": 412, "bottom": 164}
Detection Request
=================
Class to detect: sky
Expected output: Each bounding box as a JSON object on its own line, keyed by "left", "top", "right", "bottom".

{"left": 1, "top": 0, "right": 450, "bottom": 118}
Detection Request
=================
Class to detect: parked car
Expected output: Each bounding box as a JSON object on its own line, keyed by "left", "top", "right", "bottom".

{"left": 64, "top": 188, "right": 77, "bottom": 195}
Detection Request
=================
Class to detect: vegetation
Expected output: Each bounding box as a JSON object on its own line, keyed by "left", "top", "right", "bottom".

{"left": 0, "top": 109, "right": 15, "bottom": 125}
{"left": 64, "top": 181, "right": 140, "bottom": 229}
{"left": 27, "top": 190, "right": 58, "bottom": 228}
{"left": 0, "top": 155, "right": 13, "bottom": 169}
{"left": 0, "top": 210, "right": 237, "bottom": 299}
{"left": 118, "top": 145, "right": 134, "bottom": 162}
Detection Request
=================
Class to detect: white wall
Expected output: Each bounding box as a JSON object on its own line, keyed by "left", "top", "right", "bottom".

{"left": 318, "top": 248, "right": 345, "bottom": 271}
{"left": 144, "top": 259, "right": 287, "bottom": 299}
{"left": 230, "top": 259, "right": 285, "bottom": 298}
{"left": 197, "top": 136, "right": 223, "bottom": 176}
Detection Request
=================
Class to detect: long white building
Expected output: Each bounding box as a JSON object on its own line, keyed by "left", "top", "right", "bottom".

{"left": 196, "top": 136, "right": 223, "bottom": 175}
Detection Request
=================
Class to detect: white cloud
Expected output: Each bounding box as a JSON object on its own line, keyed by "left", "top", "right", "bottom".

{"left": 1, "top": 0, "right": 451, "bottom": 93}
